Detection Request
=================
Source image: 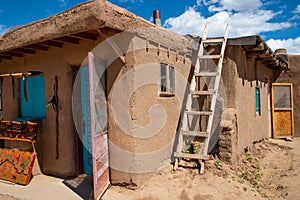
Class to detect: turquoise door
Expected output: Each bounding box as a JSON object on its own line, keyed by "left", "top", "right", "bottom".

{"left": 80, "top": 66, "right": 93, "bottom": 175}
{"left": 19, "top": 76, "right": 46, "bottom": 118}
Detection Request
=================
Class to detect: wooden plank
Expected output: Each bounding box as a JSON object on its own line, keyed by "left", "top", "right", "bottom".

{"left": 193, "top": 90, "right": 214, "bottom": 96}
{"left": 25, "top": 44, "right": 49, "bottom": 51}
{"left": 195, "top": 72, "right": 218, "bottom": 77}
{"left": 186, "top": 111, "right": 212, "bottom": 115}
{"left": 174, "top": 152, "right": 209, "bottom": 160}
{"left": 11, "top": 48, "right": 36, "bottom": 54}
{"left": 199, "top": 55, "right": 221, "bottom": 59}
{"left": 72, "top": 32, "right": 98, "bottom": 40}
{"left": 202, "top": 38, "right": 224, "bottom": 44}
{"left": 39, "top": 40, "right": 63, "bottom": 48}
{"left": 181, "top": 130, "right": 208, "bottom": 137}
{"left": 0, "top": 52, "right": 23, "bottom": 57}
{"left": 0, "top": 55, "right": 12, "bottom": 60}
{"left": 54, "top": 36, "right": 80, "bottom": 44}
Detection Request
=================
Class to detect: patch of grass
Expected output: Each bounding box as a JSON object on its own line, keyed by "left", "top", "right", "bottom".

{"left": 246, "top": 154, "right": 253, "bottom": 162}
{"left": 214, "top": 161, "right": 222, "bottom": 169}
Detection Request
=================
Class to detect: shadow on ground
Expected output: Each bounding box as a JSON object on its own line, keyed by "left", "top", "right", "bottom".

{"left": 63, "top": 174, "right": 93, "bottom": 200}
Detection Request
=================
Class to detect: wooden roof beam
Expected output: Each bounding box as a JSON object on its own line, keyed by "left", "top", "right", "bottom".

{"left": 0, "top": 52, "right": 23, "bottom": 57}
{"left": 54, "top": 36, "right": 80, "bottom": 44}
{"left": 11, "top": 48, "right": 36, "bottom": 54}
{"left": 71, "top": 32, "right": 98, "bottom": 40}
{"left": 39, "top": 40, "right": 63, "bottom": 48}
{"left": 25, "top": 44, "right": 49, "bottom": 51}
{"left": 0, "top": 55, "right": 12, "bottom": 60}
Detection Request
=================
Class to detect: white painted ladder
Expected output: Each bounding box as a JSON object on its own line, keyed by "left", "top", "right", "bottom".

{"left": 174, "top": 24, "right": 229, "bottom": 173}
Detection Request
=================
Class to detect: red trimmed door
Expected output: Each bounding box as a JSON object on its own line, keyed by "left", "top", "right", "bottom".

{"left": 88, "top": 52, "right": 110, "bottom": 199}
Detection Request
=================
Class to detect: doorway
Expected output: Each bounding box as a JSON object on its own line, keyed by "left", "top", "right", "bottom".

{"left": 272, "top": 83, "right": 294, "bottom": 138}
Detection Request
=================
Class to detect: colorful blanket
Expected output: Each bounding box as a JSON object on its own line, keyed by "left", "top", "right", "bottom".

{"left": 0, "top": 121, "right": 37, "bottom": 141}
{"left": 0, "top": 148, "right": 36, "bottom": 185}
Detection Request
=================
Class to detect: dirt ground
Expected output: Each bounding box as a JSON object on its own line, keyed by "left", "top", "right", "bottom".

{"left": 102, "top": 138, "right": 300, "bottom": 200}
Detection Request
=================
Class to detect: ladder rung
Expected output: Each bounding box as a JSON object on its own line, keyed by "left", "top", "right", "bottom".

{"left": 193, "top": 91, "right": 214, "bottom": 96}
{"left": 202, "top": 38, "right": 225, "bottom": 44}
{"left": 199, "top": 55, "right": 221, "bottom": 59}
{"left": 186, "top": 111, "right": 212, "bottom": 115}
{"left": 181, "top": 130, "right": 208, "bottom": 138}
{"left": 195, "top": 72, "right": 219, "bottom": 77}
{"left": 174, "top": 152, "right": 209, "bottom": 160}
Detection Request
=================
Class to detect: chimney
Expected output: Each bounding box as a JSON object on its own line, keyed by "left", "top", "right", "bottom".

{"left": 153, "top": 10, "right": 161, "bottom": 26}
{"left": 275, "top": 48, "right": 288, "bottom": 63}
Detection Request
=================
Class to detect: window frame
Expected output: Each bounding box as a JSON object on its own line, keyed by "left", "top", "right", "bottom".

{"left": 255, "top": 87, "right": 261, "bottom": 115}
{"left": 160, "top": 63, "right": 175, "bottom": 96}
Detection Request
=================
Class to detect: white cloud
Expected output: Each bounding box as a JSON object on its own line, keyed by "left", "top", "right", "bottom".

{"left": 267, "top": 37, "right": 300, "bottom": 54}
{"left": 164, "top": 7, "right": 291, "bottom": 38}
{"left": 58, "top": 0, "right": 69, "bottom": 7}
{"left": 200, "top": 0, "right": 263, "bottom": 12}
{"left": 294, "top": 5, "right": 300, "bottom": 13}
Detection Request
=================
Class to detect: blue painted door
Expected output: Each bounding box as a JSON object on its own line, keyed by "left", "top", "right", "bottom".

{"left": 19, "top": 76, "right": 46, "bottom": 118}
{"left": 80, "top": 66, "right": 93, "bottom": 175}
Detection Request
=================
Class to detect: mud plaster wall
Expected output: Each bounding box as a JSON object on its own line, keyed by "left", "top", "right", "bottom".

{"left": 0, "top": 38, "right": 104, "bottom": 178}
{"left": 222, "top": 46, "right": 273, "bottom": 159}
{"left": 108, "top": 36, "right": 192, "bottom": 186}
{"left": 275, "top": 55, "right": 300, "bottom": 137}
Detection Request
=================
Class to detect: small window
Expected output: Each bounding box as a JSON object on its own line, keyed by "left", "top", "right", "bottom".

{"left": 255, "top": 87, "right": 261, "bottom": 115}
{"left": 160, "top": 63, "right": 175, "bottom": 95}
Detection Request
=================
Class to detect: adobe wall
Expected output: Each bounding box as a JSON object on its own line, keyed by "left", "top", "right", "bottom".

{"left": 0, "top": 38, "right": 104, "bottom": 178}
{"left": 275, "top": 55, "right": 300, "bottom": 137}
{"left": 108, "top": 35, "right": 192, "bottom": 186}
{"left": 220, "top": 46, "right": 273, "bottom": 160}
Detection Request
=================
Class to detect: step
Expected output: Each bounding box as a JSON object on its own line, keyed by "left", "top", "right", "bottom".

{"left": 192, "top": 90, "right": 215, "bottom": 96}
{"left": 199, "top": 55, "right": 221, "bottom": 60}
{"left": 202, "top": 38, "right": 225, "bottom": 44}
{"left": 194, "top": 72, "right": 219, "bottom": 77}
{"left": 181, "top": 130, "right": 208, "bottom": 137}
{"left": 174, "top": 152, "right": 210, "bottom": 160}
{"left": 186, "top": 111, "right": 212, "bottom": 115}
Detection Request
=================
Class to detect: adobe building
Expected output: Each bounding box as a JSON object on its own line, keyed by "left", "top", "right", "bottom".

{"left": 0, "top": 0, "right": 287, "bottom": 198}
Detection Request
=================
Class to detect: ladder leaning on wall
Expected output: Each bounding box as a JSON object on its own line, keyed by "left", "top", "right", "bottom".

{"left": 174, "top": 24, "right": 229, "bottom": 173}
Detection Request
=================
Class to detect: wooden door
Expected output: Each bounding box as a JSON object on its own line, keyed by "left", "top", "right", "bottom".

{"left": 272, "top": 83, "right": 294, "bottom": 138}
{"left": 88, "top": 52, "right": 110, "bottom": 199}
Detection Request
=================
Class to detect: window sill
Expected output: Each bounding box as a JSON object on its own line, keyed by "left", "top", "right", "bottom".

{"left": 159, "top": 93, "right": 175, "bottom": 97}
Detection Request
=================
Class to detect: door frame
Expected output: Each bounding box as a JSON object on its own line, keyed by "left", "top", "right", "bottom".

{"left": 271, "top": 82, "right": 294, "bottom": 138}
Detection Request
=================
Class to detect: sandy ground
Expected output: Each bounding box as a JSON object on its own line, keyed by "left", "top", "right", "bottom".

{"left": 102, "top": 138, "right": 300, "bottom": 200}
{"left": 0, "top": 138, "right": 299, "bottom": 200}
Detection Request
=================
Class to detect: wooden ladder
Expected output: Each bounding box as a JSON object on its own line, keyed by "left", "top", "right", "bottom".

{"left": 174, "top": 24, "right": 229, "bottom": 173}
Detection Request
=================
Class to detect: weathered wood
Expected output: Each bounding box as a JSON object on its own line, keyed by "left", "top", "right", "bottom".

{"left": 0, "top": 52, "right": 23, "bottom": 57}
{"left": 195, "top": 72, "right": 218, "bottom": 77}
{"left": 174, "top": 152, "right": 209, "bottom": 160}
{"left": 54, "top": 36, "right": 80, "bottom": 44}
{"left": 39, "top": 40, "right": 63, "bottom": 48}
{"left": 181, "top": 130, "right": 208, "bottom": 138}
{"left": 199, "top": 55, "right": 221, "bottom": 59}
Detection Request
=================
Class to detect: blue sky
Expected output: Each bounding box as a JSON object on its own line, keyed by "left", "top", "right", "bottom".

{"left": 0, "top": 0, "right": 300, "bottom": 53}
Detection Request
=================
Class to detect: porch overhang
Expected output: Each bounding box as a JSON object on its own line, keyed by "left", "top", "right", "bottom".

{"left": 228, "top": 35, "right": 288, "bottom": 71}
{"left": 0, "top": 0, "right": 155, "bottom": 63}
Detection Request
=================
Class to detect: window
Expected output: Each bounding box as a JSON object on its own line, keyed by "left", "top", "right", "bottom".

{"left": 160, "top": 63, "right": 175, "bottom": 95}
{"left": 19, "top": 76, "right": 46, "bottom": 118}
{"left": 255, "top": 87, "right": 261, "bottom": 115}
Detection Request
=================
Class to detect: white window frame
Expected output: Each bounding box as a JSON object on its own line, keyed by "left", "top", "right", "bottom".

{"left": 160, "top": 63, "right": 175, "bottom": 96}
